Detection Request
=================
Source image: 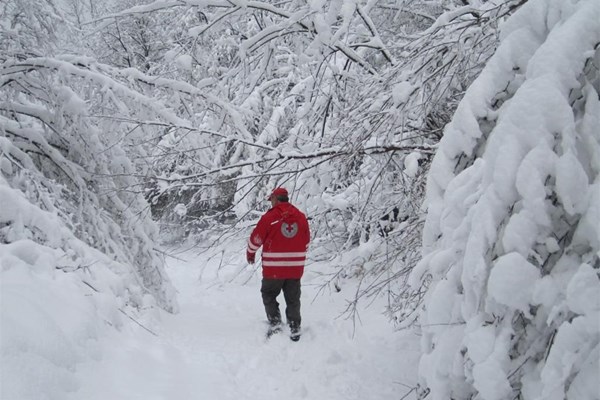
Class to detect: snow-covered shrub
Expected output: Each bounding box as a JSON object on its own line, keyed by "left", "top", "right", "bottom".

{"left": 0, "top": 172, "right": 159, "bottom": 398}
{"left": 1, "top": 2, "right": 180, "bottom": 395}
{"left": 411, "top": 0, "right": 600, "bottom": 398}
{"left": 0, "top": 57, "right": 178, "bottom": 311}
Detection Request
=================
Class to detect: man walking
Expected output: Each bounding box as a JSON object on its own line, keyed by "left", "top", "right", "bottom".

{"left": 246, "top": 187, "right": 310, "bottom": 341}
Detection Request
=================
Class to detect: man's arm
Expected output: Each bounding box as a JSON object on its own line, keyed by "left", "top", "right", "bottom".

{"left": 301, "top": 214, "right": 311, "bottom": 248}
{"left": 246, "top": 214, "right": 270, "bottom": 264}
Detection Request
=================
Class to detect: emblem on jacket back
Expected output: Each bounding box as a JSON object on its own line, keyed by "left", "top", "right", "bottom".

{"left": 281, "top": 222, "right": 298, "bottom": 238}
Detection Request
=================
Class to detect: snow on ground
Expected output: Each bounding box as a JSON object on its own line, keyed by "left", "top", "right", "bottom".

{"left": 63, "top": 247, "right": 420, "bottom": 400}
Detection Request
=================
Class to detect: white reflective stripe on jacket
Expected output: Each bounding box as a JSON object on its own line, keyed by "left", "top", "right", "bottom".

{"left": 262, "top": 260, "right": 306, "bottom": 267}
{"left": 262, "top": 252, "right": 306, "bottom": 258}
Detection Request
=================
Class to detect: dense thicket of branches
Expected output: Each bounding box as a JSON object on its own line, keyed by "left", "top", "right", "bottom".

{"left": 1, "top": 0, "right": 528, "bottom": 318}
{"left": 85, "top": 0, "right": 527, "bottom": 317}
{"left": 1, "top": 0, "right": 177, "bottom": 311}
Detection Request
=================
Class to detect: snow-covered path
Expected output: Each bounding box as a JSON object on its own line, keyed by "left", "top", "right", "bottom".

{"left": 67, "top": 250, "right": 420, "bottom": 400}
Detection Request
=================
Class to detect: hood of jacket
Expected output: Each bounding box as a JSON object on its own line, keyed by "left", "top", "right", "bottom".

{"left": 271, "top": 202, "right": 302, "bottom": 223}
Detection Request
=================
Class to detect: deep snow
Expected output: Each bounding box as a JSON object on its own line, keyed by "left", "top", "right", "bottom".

{"left": 53, "top": 247, "right": 421, "bottom": 400}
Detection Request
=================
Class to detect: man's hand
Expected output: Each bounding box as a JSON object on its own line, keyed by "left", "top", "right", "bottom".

{"left": 246, "top": 251, "right": 255, "bottom": 264}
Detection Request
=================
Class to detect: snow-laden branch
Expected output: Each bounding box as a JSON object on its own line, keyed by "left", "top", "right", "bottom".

{"left": 0, "top": 115, "right": 86, "bottom": 189}
{"left": 93, "top": 0, "right": 391, "bottom": 75}
{"left": 188, "top": 5, "right": 242, "bottom": 37}
{"left": 356, "top": 5, "right": 394, "bottom": 65}
{"left": 0, "top": 56, "right": 256, "bottom": 140}
{"left": 83, "top": 0, "right": 191, "bottom": 23}
{"left": 100, "top": 117, "right": 278, "bottom": 153}
{"left": 1, "top": 57, "right": 185, "bottom": 126}
{"left": 139, "top": 141, "right": 436, "bottom": 184}
{"left": 411, "top": 0, "right": 600, "bottom": 397}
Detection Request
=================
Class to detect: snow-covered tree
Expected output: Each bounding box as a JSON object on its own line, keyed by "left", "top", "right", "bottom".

{"left": 1, "top": 0, "right": 177, "bottom": 312}
{"left": 410, "top": 0, "right": 599, "bottom": 398}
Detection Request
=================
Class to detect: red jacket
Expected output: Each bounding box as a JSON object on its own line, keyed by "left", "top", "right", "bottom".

{"left": 247, "top": 202, "right": 310, "bottom": 279}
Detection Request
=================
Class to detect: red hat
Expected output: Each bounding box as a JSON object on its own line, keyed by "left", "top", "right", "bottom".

{"left": 267, "top": 187, "right": 288, "bottom": 200}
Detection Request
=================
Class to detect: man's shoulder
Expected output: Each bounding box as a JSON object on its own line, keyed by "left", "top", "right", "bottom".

{"left": 280, "top": 203, "right": 308, "bottom": 221}
{"left": 260, "top": 207, "right": 279, "bottom": 222}
{"left": 289, "top": 203, "right": 307, "bottom": 217}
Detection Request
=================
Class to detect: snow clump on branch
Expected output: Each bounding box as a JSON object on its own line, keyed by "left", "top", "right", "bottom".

{"left": 411, "top": 0, "right": 600, "bottom": 398}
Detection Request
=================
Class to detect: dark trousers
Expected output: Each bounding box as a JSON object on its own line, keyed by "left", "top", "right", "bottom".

{"left": 261, "top": 278, "right": 301, "bottom": 328}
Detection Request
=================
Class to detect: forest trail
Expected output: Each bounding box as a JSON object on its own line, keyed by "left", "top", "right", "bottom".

{"left": 66, "top": 249, "right": 420, "bottom": 400}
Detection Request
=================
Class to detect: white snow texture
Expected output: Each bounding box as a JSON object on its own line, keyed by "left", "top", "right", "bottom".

{"left": 412, "top": 0, "right": 600, "bottom": 399}
{"left": 2, "top": 0, "right": 599, "bottom": 399}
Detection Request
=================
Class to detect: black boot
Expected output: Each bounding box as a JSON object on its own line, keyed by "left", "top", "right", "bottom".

{"left": 266, "top": 323, "right": 282, "bottom": 338}
{"left": 266, "top": 316, "right": 282, "bottom": 338}
{"left": 289, "top": 322, "right": 301, "bottom": 342}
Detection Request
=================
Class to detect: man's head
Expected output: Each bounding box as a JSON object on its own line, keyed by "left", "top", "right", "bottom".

{"left": 267, "top": 187, "right": 289, "bottom": 205}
